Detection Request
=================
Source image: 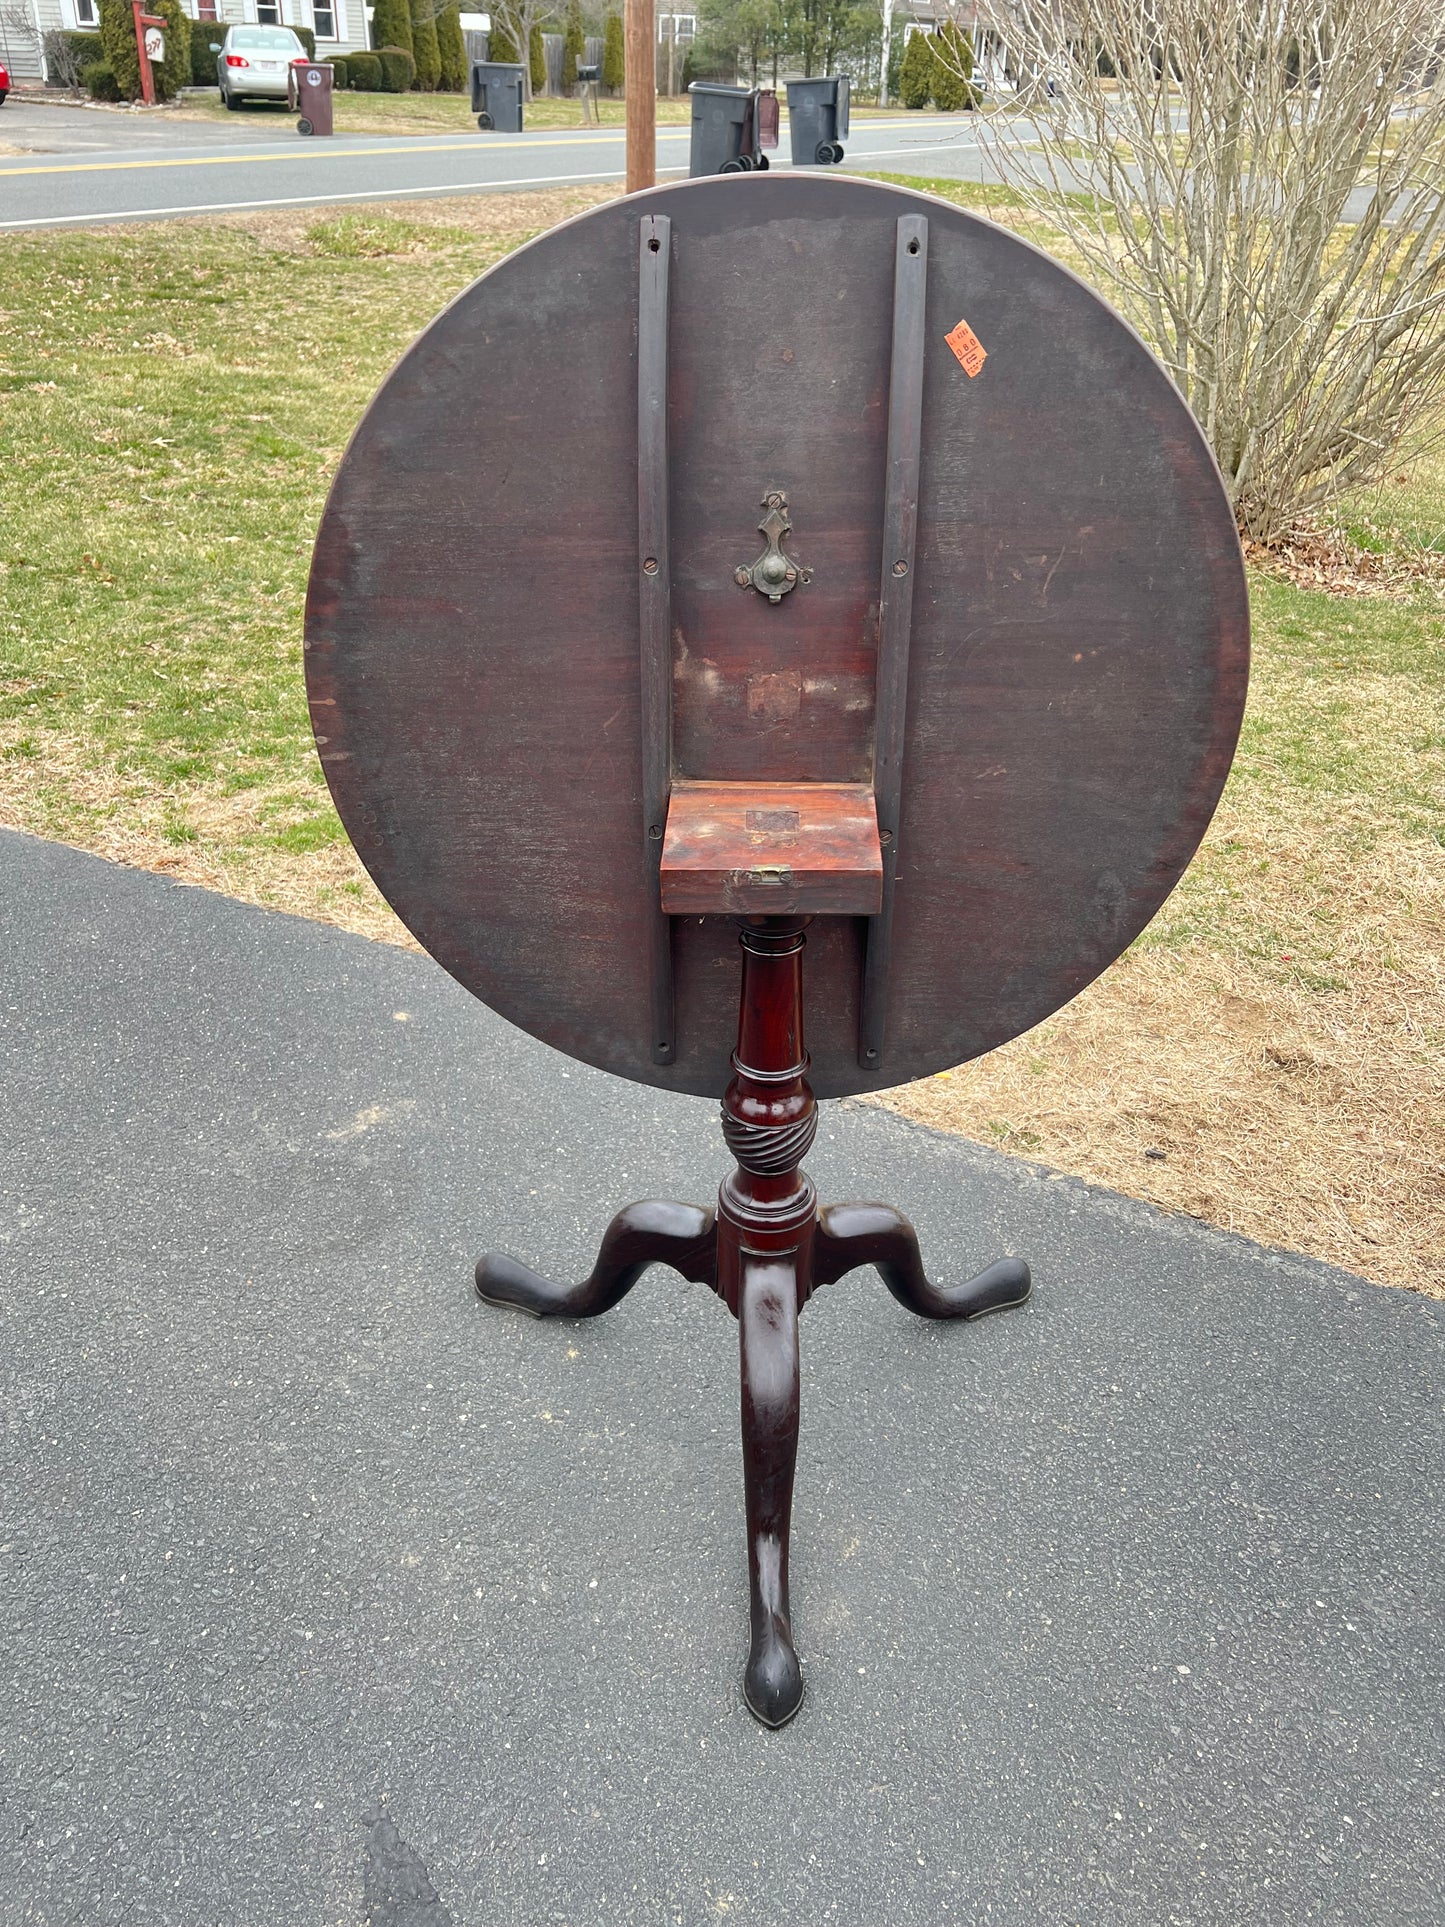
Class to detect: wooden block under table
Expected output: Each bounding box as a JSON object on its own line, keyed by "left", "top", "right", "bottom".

{"left": 659, "top": 780, "right": 883, "bottom": 917}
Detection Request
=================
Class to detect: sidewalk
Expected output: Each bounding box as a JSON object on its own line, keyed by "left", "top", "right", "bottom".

{"left": 2, "top": 828, "right": 1439, "bottom": 1926}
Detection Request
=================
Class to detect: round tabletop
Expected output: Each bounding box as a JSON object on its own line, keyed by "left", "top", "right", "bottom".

{"left": 306, "top": 174, "right": 1248, "bottom": 1100}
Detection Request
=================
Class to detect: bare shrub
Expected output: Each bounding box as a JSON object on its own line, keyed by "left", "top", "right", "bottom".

{"left": 487, "top": 0, "right": 554, "bottom": 100}
{"left": 41, "top": 30, "right": 86, "bottom": 87}
{"left": 944, "top": 0, "right": 1445, "bottom": 541}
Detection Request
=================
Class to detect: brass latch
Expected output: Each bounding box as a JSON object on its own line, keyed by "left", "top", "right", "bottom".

{"left": 734, "top": 491, "right": 812, "bottom": 603}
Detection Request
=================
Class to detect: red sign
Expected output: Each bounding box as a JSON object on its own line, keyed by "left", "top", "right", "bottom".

{"left": 131, "top": 1, "right": 167, "bottom": 104}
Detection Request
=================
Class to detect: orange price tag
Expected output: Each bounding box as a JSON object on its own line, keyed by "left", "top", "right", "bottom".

{"left": 945, "top": 318, "right": 987, "bottom": 377}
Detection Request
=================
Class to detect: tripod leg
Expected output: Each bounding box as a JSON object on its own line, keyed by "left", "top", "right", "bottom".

{"left": 813, "top": 1202, "right": 1030, "bottom": 1321}
{"left": 738, "top": 1252, "right": 805, "bottom": 1729}
{"left": 476, "top": 1200, "right": 716, "bottom": 1319}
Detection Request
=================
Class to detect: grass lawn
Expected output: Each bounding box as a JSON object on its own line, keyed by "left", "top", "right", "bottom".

{"left": 1, "top": 181, "right": 1440, "bottom": 1296}
{"left": 166, "top": 87, "right": 695, "bottom": 134}
{"left": 159, "top": 88, "right": 955, "bottom": 137}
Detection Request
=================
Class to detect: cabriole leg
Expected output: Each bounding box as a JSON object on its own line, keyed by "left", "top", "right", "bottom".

{"left": 813, "top": 1201, "right": 1030, "bottom": 1320}
{"left": 476, "top": 1199, "right": 716, "bottom": 1318}
{"left": 737, "top": 1251, "right": 804, "bottom": 1728}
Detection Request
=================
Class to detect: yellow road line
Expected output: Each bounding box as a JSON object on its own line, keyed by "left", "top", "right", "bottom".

{"left": 0, "top": 115, "right": 933, "bottom": 179}
{"left": 0, "top": 128, "right": 691, "bottom": 178}
{"left": 0, "top": 165, "right": 696, "bottom": 228}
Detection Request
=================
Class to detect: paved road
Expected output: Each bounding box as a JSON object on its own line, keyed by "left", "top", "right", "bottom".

{"left": 3, "top": 827, "right": 1441, "bottom": 1925}
{"left": 0, "top": 97, "right": 996, "bottom": 229}
{"left": 0, "top": 95, "right": 321, "bottom": 150}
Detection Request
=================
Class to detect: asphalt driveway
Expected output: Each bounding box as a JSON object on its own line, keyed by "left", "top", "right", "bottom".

{"left": 2, "top": 828, "right": 1440, "bottom": 1925}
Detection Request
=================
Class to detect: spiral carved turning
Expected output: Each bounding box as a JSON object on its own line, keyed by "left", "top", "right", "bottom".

{"left": 721, "top": 1107, "right": 819, "bottom": 1177}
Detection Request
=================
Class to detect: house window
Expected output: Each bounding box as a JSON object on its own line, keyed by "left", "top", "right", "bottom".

{"left": 256, "top": 0, "right": 282, "bottom": 23}
{"left": 197, "top": 0, "right": 219, "bottom": 19}
{"left": 313, "top": 1, "right": 336, "bottom": 37}
{"left": 74, "top": 0, "right": 99, "bottom": 24}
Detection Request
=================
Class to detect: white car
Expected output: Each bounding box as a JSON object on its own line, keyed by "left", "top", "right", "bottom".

{"left": 214, "top": 24, "right": 306, "bottom": 109}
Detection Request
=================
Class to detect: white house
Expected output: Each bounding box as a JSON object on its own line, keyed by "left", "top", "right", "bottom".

{"left": 2, "top": 0, "right": 372, "bottom": 83}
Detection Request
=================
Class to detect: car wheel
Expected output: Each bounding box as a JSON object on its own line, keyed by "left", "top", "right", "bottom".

{"left": 224, "top": 86, "right": 242, "bottom": 110}
{"left": 0, "top": 90, "right": 9, "bottom": 108}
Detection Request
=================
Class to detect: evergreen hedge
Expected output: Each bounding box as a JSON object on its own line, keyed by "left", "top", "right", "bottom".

{"left": 293, "top": 25, "right": 316, "bottom": 58}
{"left": 408, "top": 0, "right": 441, "bottom": 88}
{"left": 561, "top": 0, "right": 584, "bottom": 88}
{"left": 897, "top": 26, "right": 933, "bottom": 108}
{"left": 489, "top": 20, "right": 518, "bottom": 61}
{"left": 602, "top": 9, "right": 623, "bottom": 91}
{"left": 931, "top": 23, "right": 979, "bottom": 110}
{"left": 528, "top": 23, "right": 545, "bottom": 93}
{"left": 83, "top": 57, "right": 122, "bottom": 99}
{"left": 435, "top": 3, "right": 467, "bottom": 91}
{"left": 98, "top": 0, "right": 190, "bottom": 101}
{"left": 325, "top": 53, "right": 350, "bottom": 87}
{"left": 369, "top": 0, "right": 413, "bottom": 56}
{"left": 189, "top": 23, "right": 220, "bottom": 83}
{"left": 376, "top": 43, "right": 416, "bottom": 90}
{"left": 348, "top": 50, "right": 382, "bottom": 88}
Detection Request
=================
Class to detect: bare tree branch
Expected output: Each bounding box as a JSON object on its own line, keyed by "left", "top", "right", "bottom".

{"left": 944, "top": 0, "right": 1445, "bottom": 539}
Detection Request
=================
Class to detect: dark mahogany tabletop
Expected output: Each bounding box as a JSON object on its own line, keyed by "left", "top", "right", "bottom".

{"left": 306, "top": 174, "right": 1248, "bottom": 1100}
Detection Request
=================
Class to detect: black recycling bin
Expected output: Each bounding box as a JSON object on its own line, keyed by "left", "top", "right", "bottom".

{"left": 288, "top": 59, "right": 334, "bottom": 137}
{"left": 786, "top": 74, "right": 849, "bottom": 165}
{"left": 471, "top": 60, "right": 525, "bottom": 132}
{"left": 689, "top": 82, "right": 775, "bottom": 175}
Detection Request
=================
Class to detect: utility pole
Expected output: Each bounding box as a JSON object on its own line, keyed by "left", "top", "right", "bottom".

{"left": 625, "top": 0, "right": 656, "bottom": 192}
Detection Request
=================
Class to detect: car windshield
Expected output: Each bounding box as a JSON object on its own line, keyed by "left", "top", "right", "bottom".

{"left": 230, "top": 28, "right": 301, "bottom": 49}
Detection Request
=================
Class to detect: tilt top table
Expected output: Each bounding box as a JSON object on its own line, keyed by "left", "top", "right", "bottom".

{"left": 305, "top": 175, "right": 1249, "bottom": 1728}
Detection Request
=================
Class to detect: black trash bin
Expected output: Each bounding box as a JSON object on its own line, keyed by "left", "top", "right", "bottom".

{"left": 471, "top": 60, "right": 525, "bottom": 132}
{"left": 689, "top": 82, "right": 775, "bottom": 175}
{"left": 786, "top": 74, "right": 849, "bottom": 165}
{"left": 288, "top": 58, "right": 334, "bottom": 137}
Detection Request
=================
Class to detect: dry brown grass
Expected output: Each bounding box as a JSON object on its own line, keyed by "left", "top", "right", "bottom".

{"left": 879, "top": 806, "right": 1444, "bottom": 1295}
{"left": 207, "top": 185, "right": 614, "bottom": 253}
{"left": 0, "top": 726, "right": 418, "bottom": 949}
{"left": 1243, "top": 515, "right": 1445, "bottom": 598}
